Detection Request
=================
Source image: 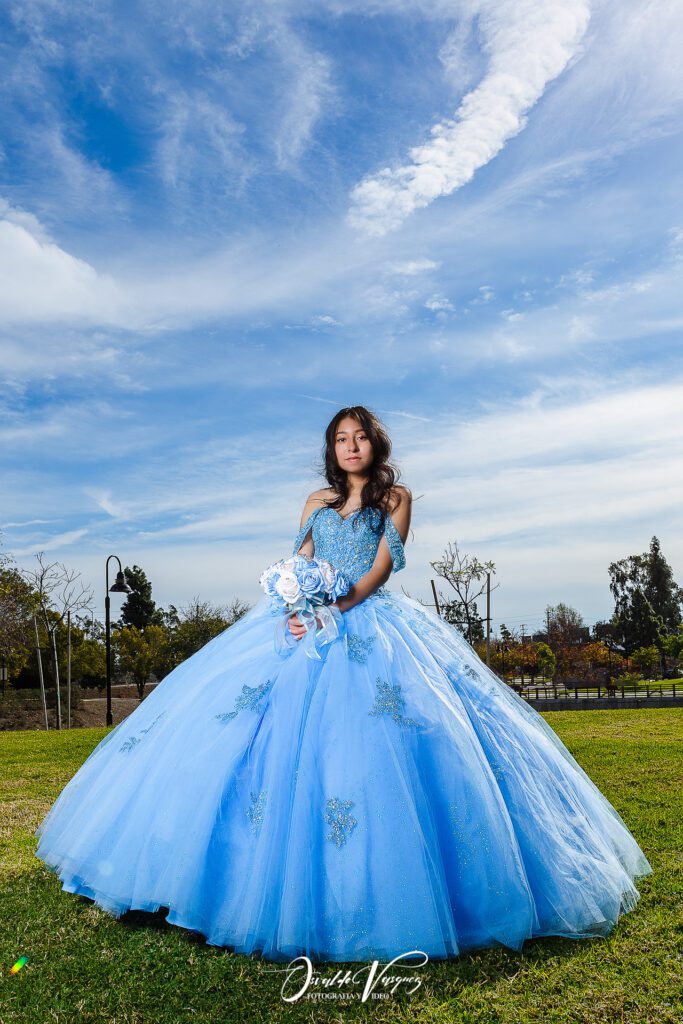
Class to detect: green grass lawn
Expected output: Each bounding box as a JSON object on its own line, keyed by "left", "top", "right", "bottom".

{"left": 1, "top": 709, "right": 681, "bottom": 1024}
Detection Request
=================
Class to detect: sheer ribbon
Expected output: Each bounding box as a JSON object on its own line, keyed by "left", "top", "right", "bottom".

{"left": 274, "top": 601, "right": 345, "bottom": 660}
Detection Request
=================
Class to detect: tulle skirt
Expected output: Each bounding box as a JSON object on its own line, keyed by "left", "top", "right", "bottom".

{"left": 34, "top": 590, "right": 652, "bottom": 962}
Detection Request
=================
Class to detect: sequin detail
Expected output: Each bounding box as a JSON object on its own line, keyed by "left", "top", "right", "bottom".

{"left": 247, "top": 789, "right": 267, "bottom": 834}
{"left": 324, "top": 797, "right": 358, "bottom": 848}
{"left": 215, "top": 680, "right": 272, "bottom": 722}
{"left": 450, "top": 802, "right": 493, "bottom": 867}
{"left": 118, "top": 711, "right": 166, "bottom": 753}
{"left": 292, "top": 506, "right": 405, "bottom": 586}
{"left": 346, "top": 632, "right": 377, "bottom": 663}
{"left": 368, "top": 677, "right": 422, "bottom": 730}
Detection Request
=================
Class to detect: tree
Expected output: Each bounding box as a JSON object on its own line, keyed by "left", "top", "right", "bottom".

{"left": 663, "top": 625, "right": 683, "bottom": 667}
{"left": 499, "top": 623, "right": 515, "bottom": 643}
{"left": 574, "top": 642, "right": 612, "bottom": 682}
{"left": 545, "top": 603, "right": 586, "bottom": 648}
{"left": 440, "top": 597, "right": 485, "bottom": 643}
{"left": 164, "top": 596, "right": 250, "bottom": 673}
{"left": 645, "top": 537, "right": 683, "bottom": 630}
{"left": 536, "top": 642, "right": 556, "bottom": 682}
{"left": 0, "top": 540, "right": 40, "bottom": 689}
{"left": 608, "top": 536, "right": 682, "bottom": 667}
{"left": 117, "top": 565, "right": 165, "bottom": 631}
{"left": 430, "top": 540, "right": 497, "bottom": 645}
{"left": 115, "top": 624, "right": 169, "bottom": 699}
{"left": 631, "top": 645, "right": 660, "bottom": 678}
{"left": 20, "top": 552, "right": 94, "bottom": 729}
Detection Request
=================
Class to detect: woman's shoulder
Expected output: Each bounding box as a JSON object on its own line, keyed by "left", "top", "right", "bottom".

{"left": 300, "top": 485, "right": 410, "bottom": 518}
{"left": 306, "top": 486, "right": 336, "bottom": 507}
{"left": 387, "top": 484, "right": 412, "bottom": 514}
{"left": 298, "top": 487, "right": 334, "bottom": 526}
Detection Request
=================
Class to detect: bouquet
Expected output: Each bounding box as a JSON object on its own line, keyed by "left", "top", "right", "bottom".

{"left": 259, "top": 554, "right": 350, "bottom": 660}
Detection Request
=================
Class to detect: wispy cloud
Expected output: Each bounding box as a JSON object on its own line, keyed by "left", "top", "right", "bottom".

{"left": 13, "top": 527, "right": 89, "bottom": 559}
{"left": 348, "top": 0, "right": 591, "bottom": 235}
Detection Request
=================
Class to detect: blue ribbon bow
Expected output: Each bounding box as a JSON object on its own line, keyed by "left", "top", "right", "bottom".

{"left": 274, "top": 600, "right": 346, "bottom": 660}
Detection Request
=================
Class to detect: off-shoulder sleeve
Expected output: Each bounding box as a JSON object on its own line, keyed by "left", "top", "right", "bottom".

{"left": 292, "top": 507, "right": 321, "bottom": 556}
{"left": 383, "top": 513, "right": 406, "bottom": 573}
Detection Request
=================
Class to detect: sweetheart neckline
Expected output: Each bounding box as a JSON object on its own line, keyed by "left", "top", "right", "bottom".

{"left": 326, "top": 506, "right": 362, "bottom": 522}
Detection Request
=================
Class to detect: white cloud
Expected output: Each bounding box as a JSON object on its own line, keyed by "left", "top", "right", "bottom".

{"left": 271, "top": 32, "right": 336, "bottom": 168}
{"left": 155, "top": 90, "right": 250, "bottom": 195}
{"left": 0, "top": 203, "right": 125, "bottom": 325}
{"left": 390, "top": 375, "right": 683, "bottom": 588}
{"left": 386, "top": 258, "right": 441, "bottom": 276}
{"left": 13, "top": 527, "right": 89, "bottom": 558}
{"left": 348, "top": 0, "right": 591, "bottom": 236}
{"left": 83, "top": 489, "right": 132, "bottom": 520}
{"left": 425, "top": 295, "right": 455, "bottom": 312}
{"left": 310, "top": 314, "right": 341, "bottom": 326}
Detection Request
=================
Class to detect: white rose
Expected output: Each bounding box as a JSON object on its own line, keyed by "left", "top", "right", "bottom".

{"left": 275, "top": 570, "right": 300, "bottom": 605}
{"left": 319, "top": 560, "right": 337, "bottom": 591}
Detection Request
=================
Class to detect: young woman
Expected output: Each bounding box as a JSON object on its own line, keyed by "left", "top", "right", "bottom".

{"left": 34, "top": 404, "right": 652, "bottom": 963}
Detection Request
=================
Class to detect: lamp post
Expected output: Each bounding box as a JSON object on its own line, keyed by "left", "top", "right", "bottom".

{"left": 105, "top": 555, "right": 132, "bottom": 727}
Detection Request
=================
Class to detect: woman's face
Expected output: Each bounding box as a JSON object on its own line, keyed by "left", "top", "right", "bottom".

{"left": 334, "top": 416, "right": 374, "bottom": 475}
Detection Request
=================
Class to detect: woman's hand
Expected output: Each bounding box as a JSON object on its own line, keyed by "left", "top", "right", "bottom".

{"left": 287, "top": 613, "right": 308, "bottom": 640}
{"left": 288, "top": 601, "right": 347, "bottom": 640}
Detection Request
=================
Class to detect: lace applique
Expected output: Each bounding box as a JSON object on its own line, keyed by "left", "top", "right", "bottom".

{"left": 444, "top": 656, "right": 469, "bottom": 680}
{"left": 118, "top": 711, "right": 166, "bottom": 753}
{"left": 404, "top": 605, "right": 443, "bottom": 638}
{"left": 346, "top": 632, "right": 377, "bottom": 663}
{"left": 247, "top": 789, "right": 268, "bottom": 834}
{"left": 119, "top": 736, "right": 140, "bottom": 753}
{"left": 324, "top": 796, "right": 358, "bottom": 848}
{"left": 368, "top": 677, "right": 422, "bottom": 730}
{"left": 215, "top": 680, "right": 272, "bottom": 722}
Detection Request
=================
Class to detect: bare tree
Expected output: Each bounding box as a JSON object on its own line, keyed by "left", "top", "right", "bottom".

{"left": 430, "top": 540, "right": 499, "bottom": 644}
{"left": 21, "top": 552, "right": 94, "bottom": 730}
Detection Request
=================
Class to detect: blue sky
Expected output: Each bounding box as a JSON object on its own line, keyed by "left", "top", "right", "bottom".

{"left": 1, "top": 0, "right": 682, "bottom": 637}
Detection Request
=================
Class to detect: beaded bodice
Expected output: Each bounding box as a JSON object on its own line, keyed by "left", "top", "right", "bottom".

{"left": 292, "top": 506, "right": 406, "bottom": 586}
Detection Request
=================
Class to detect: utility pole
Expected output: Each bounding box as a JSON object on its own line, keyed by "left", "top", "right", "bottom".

{"left": 430, "top": 579, "right": 441, "bottom": 617}
{"left": 33, "top": 615, "right": 49, "bottom": 731}
{"left": 67, "top": 609, "right": 72, "bottom": 729}
{"left": 485, "top": 572, "right": 491, "bottom": 666}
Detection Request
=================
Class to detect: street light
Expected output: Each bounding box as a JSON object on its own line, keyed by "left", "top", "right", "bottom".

{"left": 105, "top": 555, "right": 132, "bottom": 727}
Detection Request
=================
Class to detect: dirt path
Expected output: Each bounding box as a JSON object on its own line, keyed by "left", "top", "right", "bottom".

{"left": 77, "top": 698, "right": 143, "bottom": 728}
{"left": 1, "top": 697, "right": 144, "bottom": 731}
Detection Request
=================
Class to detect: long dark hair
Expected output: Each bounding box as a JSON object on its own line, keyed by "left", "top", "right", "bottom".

{"left": 317, "top": 405, "right": 408, "bottom": 526}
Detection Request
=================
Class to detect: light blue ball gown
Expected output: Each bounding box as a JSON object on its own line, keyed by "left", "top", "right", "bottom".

{"left": 34, "top": 504, "right": 652, "bottom": 963}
